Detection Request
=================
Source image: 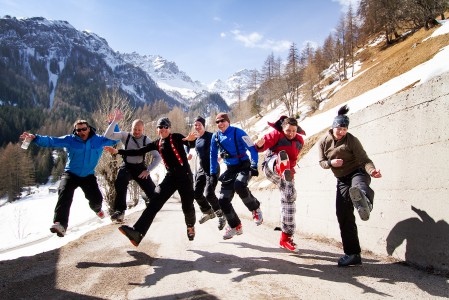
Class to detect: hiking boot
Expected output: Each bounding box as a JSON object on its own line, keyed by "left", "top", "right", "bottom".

{"left": 141, "top": 193, "right": 150, "bottom": 206}
{"left": 252, "top": 208, "right": 263, "bottom": 226}
{"left": 110, "top": 211, "right": 125, "bottom": 223}
{"left": 187, "top": 226, "right": 195, "bottom": 241}
{"left": 50, "top": 222, "right": 66, "bottom": 237}
{"left": 96, "top": 209, "right": 105, "bottom": 219}
{"left": 215, "top": 209, "right": 226, "bottom": 230}
{"left": 118, "top": 225, "right": 143, "bottom": 247}
{"left": 199, "top": 209, "right": 215, "bottom": 224}
{"left": 218, "top": 216, "right": 226, "bottom": 230}
{"left": 338, "top": 254, "right": 362, "bottom": 267}
{"left": 279, "top": 232, "right": 299, "bottom": 252}
{"left": 349, "top": 187, "right": 372, "bottom": 221}
{"left": 276, "top": 150, "right": 292, "bottom": 181}
{"left": 223, "top": 224, "right": 243, "bottom": 240}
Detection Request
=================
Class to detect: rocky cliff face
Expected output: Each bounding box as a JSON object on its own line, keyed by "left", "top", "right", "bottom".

{"left": 0, "top": 16, "right": 178, "bottom": 111}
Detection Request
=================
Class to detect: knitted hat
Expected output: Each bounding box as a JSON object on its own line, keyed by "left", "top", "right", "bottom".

{"left": 216, "top": 112, "right": 230, "bottom": 124}
{"left": 332, "top": 105, "right": 350, "bottom": 128}
{"left": 195, "top": 116, "right": 206, "bottom": 127}
{"left": 157, "top": 117, "right": 171, "bottom": 128}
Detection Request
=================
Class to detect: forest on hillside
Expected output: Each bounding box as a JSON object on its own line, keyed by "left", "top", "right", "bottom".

{"left": 0, "top": 0, "right": 447, "bottom": 202}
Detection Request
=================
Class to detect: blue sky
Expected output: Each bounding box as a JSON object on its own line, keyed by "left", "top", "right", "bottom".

{"left": 1, "top": 0, "right": 359, "bottom": 84}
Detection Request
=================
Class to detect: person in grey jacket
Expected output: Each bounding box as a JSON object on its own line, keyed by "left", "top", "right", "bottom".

{"left": 104, "top": 109, "right": 162, "bottom": 223}
{"left": 319, "top": 105, "right": 382, "bottom": 267}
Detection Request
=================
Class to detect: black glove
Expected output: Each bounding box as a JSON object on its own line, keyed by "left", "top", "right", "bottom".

{"left": 250, "top": 166, "right": 259, "bottom": 177}
{"left": 210, "top": 173, "right": 218, "bottom": 187}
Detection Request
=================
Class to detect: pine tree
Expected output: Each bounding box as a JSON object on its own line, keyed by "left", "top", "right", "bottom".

{"left": 35, "top": 148, "right": 54, "bottom": 184}
{"left": 0, "top": 143, "right": 35, "bottom": 201}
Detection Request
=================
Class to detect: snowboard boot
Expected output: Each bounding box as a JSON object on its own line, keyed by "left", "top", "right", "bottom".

{"left": 279, "top": 231, "right": 299, "bottom": 252}
{"left": 349, "top": 187, "right": 372, "bottom": 221}
{"left": 276, "top": 150, "right": 292, "bottom": 181}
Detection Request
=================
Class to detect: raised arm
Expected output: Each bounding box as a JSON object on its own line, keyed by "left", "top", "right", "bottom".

{"left": 104, "top": 109, "right": 125, "bottom": 141}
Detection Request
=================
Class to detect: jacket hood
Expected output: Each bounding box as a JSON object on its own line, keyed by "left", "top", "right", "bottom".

{"left": 268, "top": 116, "right": 306, "bottom": 135}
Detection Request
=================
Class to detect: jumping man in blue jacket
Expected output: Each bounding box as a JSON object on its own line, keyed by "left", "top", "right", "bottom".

{"left": 20, "top": 119, "right": 118, "bottom": 237}
{"left": 210, "top": 112, "right": 263, "bottom": 240}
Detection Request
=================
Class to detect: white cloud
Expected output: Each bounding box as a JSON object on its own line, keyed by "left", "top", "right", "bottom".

{"left": 230, "top": 30, "right": 290, "bottom": 52}
{"left": 220, "top": 32, "right": 226, "bottom": 38}
{"left": 231, "top": 30, "right": 263, "bottom": 46}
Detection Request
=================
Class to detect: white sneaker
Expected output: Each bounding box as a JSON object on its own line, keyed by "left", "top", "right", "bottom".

{"left": 96, "top": 210, "right": 106, "bottom": 219}
{"left": 252, "top": 208, "right": 263, "bottom": 225}
{"left": 223, "top": 224, "right": 243, "bottom": 240}
{"left": 50, "top": 222, "right": 66, "bottom": 237}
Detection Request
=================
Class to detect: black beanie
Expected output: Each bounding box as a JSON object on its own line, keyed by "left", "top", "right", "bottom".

{"left": 195, "top": 116, "right": 205, "bottom": 127}
{"left": 157, "top": 117, "right": 171, "bottom": 128}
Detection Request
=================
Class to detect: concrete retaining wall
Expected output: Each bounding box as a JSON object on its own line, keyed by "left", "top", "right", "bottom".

{"left": 244, "top": 72, "right": 449, "bottom": 272}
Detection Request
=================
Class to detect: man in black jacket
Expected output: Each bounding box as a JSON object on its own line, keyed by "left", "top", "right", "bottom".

{"left": 104, "top": 117, "right": 197, "bottom": 247}
{"left": 185, "top": 116, "right": 226, "bottom": 230}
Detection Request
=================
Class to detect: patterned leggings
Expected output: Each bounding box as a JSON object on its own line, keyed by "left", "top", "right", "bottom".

{"left": 263, "top": 154, "right": 297, "bottom": 235}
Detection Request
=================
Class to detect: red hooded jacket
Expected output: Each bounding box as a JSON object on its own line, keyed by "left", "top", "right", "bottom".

{"left": 256, "top": 116, "right": 305, "bottom": 175}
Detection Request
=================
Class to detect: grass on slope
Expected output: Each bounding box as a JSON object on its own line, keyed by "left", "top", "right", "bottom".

{"left": 320, "top": 25, "right": 449, "bottom": 114}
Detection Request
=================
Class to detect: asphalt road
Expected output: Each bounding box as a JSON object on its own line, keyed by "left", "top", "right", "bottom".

{"left": 0, "top": 198, "right": 447, "bottom": 299}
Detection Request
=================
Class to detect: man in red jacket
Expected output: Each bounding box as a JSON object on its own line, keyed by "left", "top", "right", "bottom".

{"left": 255, "top": 116, "right": 305, "bottom": 252}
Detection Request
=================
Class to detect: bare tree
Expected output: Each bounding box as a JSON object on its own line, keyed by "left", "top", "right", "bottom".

{"left": 322, "top": 33, "right": 341, "bottom": 82}
{"left": 302, "top": 57, "right": 321, "bottom": 108}
{"left": 167, "top": 106, "right": 188, "bottom": 134}
{"left": 281, "top": 43, "right": 302, "bottom": 116}
{"left": 92, "top": 88, "right": 135, "bottom": 212}
{"left": 260, "top": 53, "right": 277, "bottom": 109}
{"left": 149, "top": 99, "right": 170, "bottom": 120}
{"left": 233, "top": 78, "right": 243, "bottom": 108}
{"left": 407, "top": 0, "right": 449, "bottom": 29}
{"left": 231, "top": 99, "right": 252, "bottom": 132}
{"left": 345, "top": 3, "right": 359, "bottom": 78}
{"left": 335, "top": 14, "right": 348, "bottom": 80}
{"left": 247, "top": 69, "right": 263, "bottom": 117}
{"left": 358, "top": 0, "right": 404, "bottom": 44}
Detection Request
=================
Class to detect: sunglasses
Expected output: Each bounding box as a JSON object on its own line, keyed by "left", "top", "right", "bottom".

{"left": 75, "top": 127, "right": 88, "bottom": 132}
{"left": 215, "top": 119, "right": 226, "bottom": 124}
{"left": 157, "top": 125, "right": 169, "bottom": 129}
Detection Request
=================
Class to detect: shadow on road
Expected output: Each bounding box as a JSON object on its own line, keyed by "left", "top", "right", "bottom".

{"left": 75, "top": 243, "right": 448, "bottom": 298}
{"left": 0, "top": 248, "right": 103, "bottom": 300}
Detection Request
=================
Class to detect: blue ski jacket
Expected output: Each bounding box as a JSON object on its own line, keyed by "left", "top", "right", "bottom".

{"left": 33, "top": 128, "right": 118, "bottom": 177}
{"left": 210, "top": 126, "right": 258, "bottom": 174}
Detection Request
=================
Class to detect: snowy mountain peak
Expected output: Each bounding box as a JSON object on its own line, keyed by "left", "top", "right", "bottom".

{"left": 120, "top": 51, "right": 254, "bottom": 105}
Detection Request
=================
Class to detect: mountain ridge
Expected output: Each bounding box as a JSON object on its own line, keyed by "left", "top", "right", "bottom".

{"left": 0, "top": 15, "right": 243, "bottom": 113}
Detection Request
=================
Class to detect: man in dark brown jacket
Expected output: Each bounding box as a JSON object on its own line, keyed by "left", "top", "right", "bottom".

{"left": 319, "top": 105, "right": 382, "bottom": 267}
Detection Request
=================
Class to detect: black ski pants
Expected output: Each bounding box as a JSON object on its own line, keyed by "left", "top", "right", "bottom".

{"left": 336, "top": 168, "right": 374, "bottom": 255}
{"left": 133, "top": 170, "right": 195, "bottom": 236}
{"left": 55, "top": 172, "right": 103, "bottom": 229}
{"left": 114, "top": 163, "right": 156, "bottom": 212}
